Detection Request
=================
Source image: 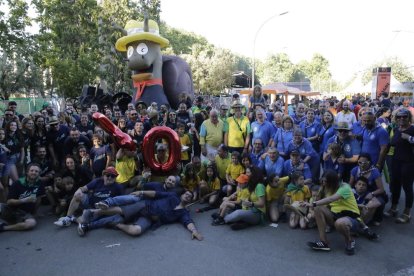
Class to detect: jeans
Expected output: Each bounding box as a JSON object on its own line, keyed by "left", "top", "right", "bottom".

{"left": 88, "top": 214, "right": 124, "bottom": 230}
{"left": 104, "top": 195, "right": 141, "bottom": 207}
{"left": 224, "top": 209, "right": 261, "bottom": 225}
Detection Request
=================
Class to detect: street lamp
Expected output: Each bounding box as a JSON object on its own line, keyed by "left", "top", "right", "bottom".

{"left": 252, "top": 11, "right": 289, "bottom": 89}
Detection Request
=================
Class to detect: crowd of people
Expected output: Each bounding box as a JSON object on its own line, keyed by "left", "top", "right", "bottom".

{"left": 1, "top": 86, "right": 414, "bottom": 256}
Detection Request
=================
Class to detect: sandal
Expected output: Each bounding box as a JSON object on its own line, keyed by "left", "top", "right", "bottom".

{"left": 383, "top": 208, "right": 398, "bottom": 217}
{"left": 395, "top": 214, "right": 411, "bottom": 224}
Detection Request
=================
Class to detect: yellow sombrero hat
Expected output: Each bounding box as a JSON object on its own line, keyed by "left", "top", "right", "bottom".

{"left": 115, "top": 19, "right": 169, "bottom": 52}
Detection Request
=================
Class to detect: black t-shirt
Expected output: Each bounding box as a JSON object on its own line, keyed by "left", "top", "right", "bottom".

{"left": 46, "top": 125, "right": 70, "bottom": 158}
{"left": 391, "top": 125, "right": 414, "bottom": 162}
{"left": 86, "top": 178, "right": 124, "bottom": 206}
{"left": 8, "top": 178, "right": 45, "bottom": 213}
{"left": 63, "top": 135, "right": 92, "bottom": 156}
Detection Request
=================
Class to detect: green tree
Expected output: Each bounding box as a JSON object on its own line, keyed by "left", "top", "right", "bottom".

{"left": 297, "top": 53, "right": 334, "bottom": 92}
{"left": 0, "top": 0, "right": 34, "bottom": 99}
{"left": 256, "top": 53, "right": 297, "bottom": 84}
{"left": 361, "top": 56, "right": 414, "bottom": 85}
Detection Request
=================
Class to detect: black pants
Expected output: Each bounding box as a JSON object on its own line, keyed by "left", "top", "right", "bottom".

{"left": 391, "top": 160, "right": 414, "bottom": 209}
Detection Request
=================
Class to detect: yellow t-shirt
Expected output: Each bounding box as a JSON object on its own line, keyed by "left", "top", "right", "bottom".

{"left": 226, "top": 163, "right": 245, "bottom": 180}
{"left": 250, "top": 183, "right": 266, "bottom": 213}
{"left": 215, "top": 154, "right": 231, "bottom": 180}
{"left": 182, "top": 176, "right": 200, "bottom": 192}
{"left": 206, "top": 177, "right": 221, "bottom": 191}
{"left": 226, "top": 116, "right": 251, "bottom": 148}
{"left": 236, "top": 186, "right": 251, "bottom": 206}
{"left": 115, "top": 156, "right": 136, "bottom": 184}
{"left": 266, "top": 176, "right": 289, "bottom": 202}
{"left": 179, "top": 133, "right": 192, "bottom": 161}
{"left": 330, "top": 183, "right": 360, "bottom": 215}
{"left": 286, "top": 185, "right": 311, "bottom": 202}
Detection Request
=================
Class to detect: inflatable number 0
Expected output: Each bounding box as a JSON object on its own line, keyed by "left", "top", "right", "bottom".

{"left": 142, "top": 126, "right": 181, "bottom": 173}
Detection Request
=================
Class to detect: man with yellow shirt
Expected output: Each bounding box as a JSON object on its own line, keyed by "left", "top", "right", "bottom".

{"left": 224, "top": 101, "right": 251, "bottom": 154}
{"left": 115, "top": 148, "right": 140, "bottom": 189}
{"left": 215, "top": 144, "right": 231, "bottom": 185}
{"left": 200, "top": 109, "right": 225, "bottom": 162}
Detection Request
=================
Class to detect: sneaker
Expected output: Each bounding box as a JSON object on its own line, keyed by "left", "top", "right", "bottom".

{"left": 230, "top": 222, "right": 250, "bottom": 231}
{"left": 94, "top": 201, "right": 109, "bottom": 210}
{"left": 307, "top": 241, "right": 331, "bottom": 251}
{"left": 345, "top": 240, "right": 356, "bottom": 255}
{"left": 211, "top": 217, "right": 225, "bottom": 226}
{"left": 54, "top": 216, "right": 73, "bottom": 227}
{"left": 79, "top": 209, "right": 93, "bottom": 224}
{"left": 362, "top": 227, "right": 379, "bottom": 240}
{"left": 77, "top": 223, "right": 88, "bottom": 237}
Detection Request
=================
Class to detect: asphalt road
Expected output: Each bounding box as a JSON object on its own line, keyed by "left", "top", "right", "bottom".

{"left": 1, "top": 202, "right": 414, "bottom": 276}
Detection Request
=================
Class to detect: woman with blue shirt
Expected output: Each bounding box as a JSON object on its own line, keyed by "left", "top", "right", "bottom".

{"left": 318, "top": 110, "right": 336, "bottom": 157}
{"left": 300, "top": 108, "right": 322, "bottom": 152}
{"left": 271, "top": 115, "right": 294, "bottom": 160}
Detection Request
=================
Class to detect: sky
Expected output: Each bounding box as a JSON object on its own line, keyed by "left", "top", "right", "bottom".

{"left": 161, "top": 0, "right": 414, "bottom": 83}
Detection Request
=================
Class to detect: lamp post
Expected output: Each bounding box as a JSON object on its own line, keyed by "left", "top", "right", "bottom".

{"left": 252, "top": 11, "right": 289, "bottom": 89}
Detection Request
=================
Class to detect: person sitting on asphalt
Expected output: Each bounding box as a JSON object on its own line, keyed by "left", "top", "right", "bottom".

{"left": 76, "top": 189, "right": 203, "bottom": 241}
{"left": 0, "top": 163, "right": 44, "bottom": 232}
{"left": 54, "top": 167, "right": 124, "bottom": 227}
{"left": 303, "top": 170, "right": 376, "bottom": 256}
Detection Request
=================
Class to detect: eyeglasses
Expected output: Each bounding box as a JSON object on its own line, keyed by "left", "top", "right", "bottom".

{"left": 5, "top": 114, "right": 13, "bottom": 116}
{"left": 105, "top": 174, "right": 117, "bottom": 178}
{"left": 131, "top": 113, "right": 138, "bottom": 116}
{"left": 338, "top": 129, "right": 349, "bottom": 133}
{"left": 396, "top": 115, "right": 408, "bottom": 119}
{"left": 358, "top": 161, "right": 369, "bottom": 165}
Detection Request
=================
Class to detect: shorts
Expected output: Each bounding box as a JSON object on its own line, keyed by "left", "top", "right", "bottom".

{"left": 333, "top": 212, "right": 360, "bottom": 232}
{"left": 0, "top": 203, "right": 34, "bottom": 224}
{"left": 120, "top": 201, "right": 147, "bottom": 222}
{"left": 132, "top": 216, "right": 152, "bottom": 233}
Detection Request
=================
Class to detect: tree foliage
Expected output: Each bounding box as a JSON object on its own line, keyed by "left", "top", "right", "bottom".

{"left": 361, "top": 56, "right": 414, "bottom": 85}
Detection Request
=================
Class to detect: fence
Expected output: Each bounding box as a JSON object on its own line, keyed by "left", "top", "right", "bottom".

{"left": 0, "top": 97, "right": 63, "bottom": 116}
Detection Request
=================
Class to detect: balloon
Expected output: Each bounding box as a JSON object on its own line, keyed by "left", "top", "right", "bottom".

{"left": 92, "top": 112, "right": 136, "bottom": 151}
{"left": 142, "top": 126, "right": 181, "bottom": 173}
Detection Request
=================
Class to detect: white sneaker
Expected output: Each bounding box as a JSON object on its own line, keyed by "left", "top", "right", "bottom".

{"left": 54, "top": 216, "right": 72, "bottom": 227}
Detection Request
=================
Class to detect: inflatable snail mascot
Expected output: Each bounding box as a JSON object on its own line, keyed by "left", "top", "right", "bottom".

{"left": 115, "top": 15, "right": 194, "bottom": 109}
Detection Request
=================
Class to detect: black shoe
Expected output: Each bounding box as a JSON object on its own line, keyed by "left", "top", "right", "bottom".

{"left": 307, "top": 241, "right": 331, "bottom": 251}
{"left": 362, "top": 227, "right": 379, "bottom": 240}
{"left": 211, "top": 217, "right": 225, "bottom": 226}
{"left": 230, "top": 222, "right": 250, "bottom": 231}
{"left": 211, "top": 212, "right": 220, "bottom": 220}
{"left": 345, "top": 240, "right": 356, "bottom": 255}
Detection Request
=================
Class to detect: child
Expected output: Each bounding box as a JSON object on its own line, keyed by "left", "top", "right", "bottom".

{"left": 224, "top": 151, "right": 245, "bottom": 196}
{"left": 306, "top": 185, "right": 321, "bottom": 228}
{"left": 323, "top": 143, "right": 343, "bottom": 179}
{"left": 89, "top": 134, "right": 111, "bottom": 178}
{"left": 181, "top": 163, "right": 200, "bottom": 201}
{"left": 353, "top": 176, "right": 381, "bottom": 224}
{"left": 46, "top": 176, "right": 76, "bottom": 216}
{"left": 198, "top": 163, "right": 221, "bottom": 209}
{"left": 284, "top": 171, "right": 311, "bottom": 229}
{"left": 212, "top": 174, "right": 250, "bottom": 225}
{"left": 176, "top": 122, "right": 192, "bottom": 168}
{"left": 266, "top": 174, "right": 290, "bottom": 223}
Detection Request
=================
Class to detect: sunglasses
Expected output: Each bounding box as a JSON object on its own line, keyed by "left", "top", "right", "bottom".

{"left": 338, "top": 129, "right": 349, "bottom": 133}
{"left": 105, "top": 174, "right": 117, "bottom": 178}
{"left": 358, "top": 161, "right": 369, "bottom": 165}
{"left": 396, "top": 115, "right": 408, "bottom": 119}
{"left": 5, "top": 114, "right": 13, "bottom": 116}
{"left": 131, "top": 113, "right": 138, "bottom": 116}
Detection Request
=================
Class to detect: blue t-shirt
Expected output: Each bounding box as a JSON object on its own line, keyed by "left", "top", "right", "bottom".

{"left": 299, "top": 120, "right": 322, "bottom": 150}
{"left": 318, "top": 125, "right": 336, "bottom": 154}
{"left": 326, "top": 136, "right": 361, "bottom": 159}
{"left": 324, "top": 157, "right": 344, "bottom": 176}
{"left": 287, "top": 138, "right": 317, "bottom": 159}
{"left": 249, "top": 150, "right": 265, "bottom": 167}
{"left": 251, "top": 120, "right": 276, "bottom": 148}
{"left": 90, "top": 145, "right": 111, "bottom": 176}
{"left": 273, "top": 128, "right": 293, "bottom": 157}
{"left": 352, "top": 121, "right": 364, "bottom": 138}
{"left": 350, "top": 166, "right": 381, "bottom": 192}
{"left": 361, "top": 126, "right": 390, "bottom": 165}
{"left": 258, "top": 155, "right": 284, "bottom": 177}
{"left": 291, "top": 113, "right": 306, "bottom": 125}
{"left": 145, "top": 192, "right": 193, "bottom": 226}
{"left": 282, "top": 159, "right": 312, "bottom": 180}
{"left": 86, "top": 178, "right": 124, "bottom": 205}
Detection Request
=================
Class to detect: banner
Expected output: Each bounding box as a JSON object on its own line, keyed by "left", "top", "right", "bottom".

{"left": 371, "top": 67, "right": 391, "bottom": 99}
